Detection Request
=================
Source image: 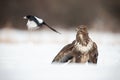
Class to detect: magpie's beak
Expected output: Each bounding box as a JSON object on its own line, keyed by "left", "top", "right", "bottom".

{"left": 23, "top": 16, "right": 27, "bottom": 19}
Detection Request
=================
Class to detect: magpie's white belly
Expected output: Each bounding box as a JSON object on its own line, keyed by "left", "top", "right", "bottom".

{"left": 27, "top": 20, "right": 38, "bottom": 30}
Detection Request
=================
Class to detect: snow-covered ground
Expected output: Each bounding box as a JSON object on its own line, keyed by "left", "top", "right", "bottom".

{"left": 0, "top": 29, "right": 120, "bottom": 80}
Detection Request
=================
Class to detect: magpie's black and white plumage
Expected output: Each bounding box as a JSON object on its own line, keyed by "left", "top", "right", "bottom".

{"left": 24, "top": 15, "right": 61, "bottom": 34}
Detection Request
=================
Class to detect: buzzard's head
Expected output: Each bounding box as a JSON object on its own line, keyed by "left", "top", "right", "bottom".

{"left": 76, "top": 25, "right": 89, "bottom": 44}
{"left": 76, "top": 25, "right": 88, "bottom": 34}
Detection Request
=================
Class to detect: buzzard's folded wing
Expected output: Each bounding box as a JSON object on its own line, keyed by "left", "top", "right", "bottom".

{"left": 52, "top": 40, "right": 75, "bottom": 63}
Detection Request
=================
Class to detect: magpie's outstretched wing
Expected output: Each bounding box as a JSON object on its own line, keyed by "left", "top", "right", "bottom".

{"left": 43, "top": 22, "right": 61, "bottom": 34}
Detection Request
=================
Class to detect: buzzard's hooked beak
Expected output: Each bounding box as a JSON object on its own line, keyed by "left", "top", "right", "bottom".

{"left": 76, "top": 27, "right": 79, "bottom": 32}
{"left": 76, "top": 26, "right": 81, "bottom": 32}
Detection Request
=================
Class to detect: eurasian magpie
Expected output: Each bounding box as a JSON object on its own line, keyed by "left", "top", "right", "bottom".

{"left": 24, "top": 15, "right": 61, "bottom": 34}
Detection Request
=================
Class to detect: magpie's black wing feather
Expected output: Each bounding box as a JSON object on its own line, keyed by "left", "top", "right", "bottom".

{"left": 30, "top": 16, "right": 41, "bottom": 26}
{"left": 43, "top": 22, "right": 61, "bottom": 34}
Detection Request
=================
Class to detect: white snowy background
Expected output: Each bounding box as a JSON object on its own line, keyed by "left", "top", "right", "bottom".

{"left": 0, "top": 28, "right": 120, "bottom": 80}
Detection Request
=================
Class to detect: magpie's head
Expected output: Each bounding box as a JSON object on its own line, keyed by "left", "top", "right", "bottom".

{"left": 23, "top": 15, "right": 34, "bottom": 20}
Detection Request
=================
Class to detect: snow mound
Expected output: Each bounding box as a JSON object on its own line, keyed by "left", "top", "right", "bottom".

{"left": 0, "top": 29, "right": 120, "bottom": 80}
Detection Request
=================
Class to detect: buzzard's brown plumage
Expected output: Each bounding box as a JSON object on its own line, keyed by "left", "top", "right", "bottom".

{"left": 52, "top": 25, "right": 98, "bottom": 64}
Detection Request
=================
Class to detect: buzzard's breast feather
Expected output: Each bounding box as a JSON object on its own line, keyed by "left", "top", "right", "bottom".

{"left": 74, "top": 39, "right": 94, "bottom": 53}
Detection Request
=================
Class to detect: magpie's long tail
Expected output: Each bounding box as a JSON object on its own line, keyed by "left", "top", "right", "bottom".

{"left": 43, "top": 22, "right": 61, "bottom": 34}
